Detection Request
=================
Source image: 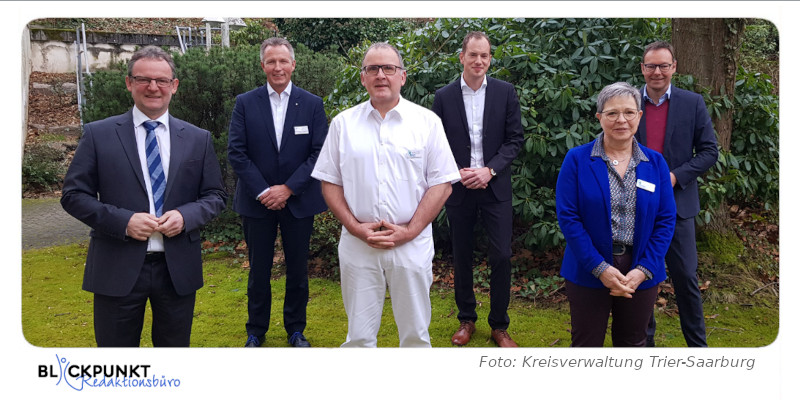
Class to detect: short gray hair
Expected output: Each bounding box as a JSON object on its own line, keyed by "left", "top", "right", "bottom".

{"left": 260, "top": 37, "right": 294, "bottom": 63}
{"left": 361, "top": 42, "right": 404, "bottom": 69}
{"left": 596, "top": 82, "right": 642, "bottom": 113}
{"left": 128, "top": 46, "right": 176, "bottom": 78}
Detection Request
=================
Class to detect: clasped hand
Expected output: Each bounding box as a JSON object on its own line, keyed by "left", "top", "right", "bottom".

{"left": 460, "top": 167, "right": 492, "bottom": 190}
{"left": 353, "top": 220, "right": 413, "bottom": 250}
{"left": 259, "top": 185, "right": 292, "bottom": 210}
{"left": 599, "top": 266, "right": 646, "bottom": 298}
{"left": 126, "top": 210, "right": 184, "bottom": 241}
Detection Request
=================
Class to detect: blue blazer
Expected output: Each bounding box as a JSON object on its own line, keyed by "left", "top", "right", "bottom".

{"left": 555, "top": 139, "right": 676, "bottom": 289}
{"left": 61, "top": 110, "right": 227, "bottom": 296}
{"left": 431, "top": 76, "right": 523, "bottom": 205}
{"left": 228, "top": 84, "right": 328, "bottom": 219}
{"left": 635, "top": 85, "right": 718, "bottom": 219}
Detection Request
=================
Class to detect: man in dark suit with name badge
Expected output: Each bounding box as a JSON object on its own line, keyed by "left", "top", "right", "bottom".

{"left": 61, "top": 46, "right": 227, "bottom": 347}
{"left": 635, "top": 41, "right": 718, "bottom": 347}
{"left": 432, "top": 31, "right": 524, "bottom": 347}
{"left": 228, "top": 37, "right": 328, "bottom": 348}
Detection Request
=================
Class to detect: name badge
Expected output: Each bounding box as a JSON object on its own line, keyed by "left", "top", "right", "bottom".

{"left": 294, "top": 126, "right": 309, "bottom": 135}
{"left": 636, "top": 179, "right": 656, "bottom": 192}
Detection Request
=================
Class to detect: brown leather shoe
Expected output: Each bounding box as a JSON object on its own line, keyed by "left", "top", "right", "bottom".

{"left": 491, "top": 329, "right": 519, "bottom": 347}
{"left": 451, "top": 321, "right": 476, "bottom": 346}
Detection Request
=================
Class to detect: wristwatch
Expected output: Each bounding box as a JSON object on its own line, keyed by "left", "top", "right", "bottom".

{"left": 489, "top": 168, "right": 497, "bottom": 177}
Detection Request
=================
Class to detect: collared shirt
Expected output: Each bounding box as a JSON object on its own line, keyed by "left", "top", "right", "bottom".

{"left": 643, "top": 83, "right": 672, "bottom": 107}
{"left": 589, "top": 133, "right": 653, "bottom": 280}
{"left": 254, "top": 81, "right": 293, "bottom": 200}
{"left": 460, "top": 74, "right": 488, "bottom": 168}
{"left": 132, "top": 106, "right": 171, "bottom": 252}
{"left": 268, "top": 81, "right": 293, "bottom": 151}
{"left": 312, "top": 97, "right": 460, "bottom": 237}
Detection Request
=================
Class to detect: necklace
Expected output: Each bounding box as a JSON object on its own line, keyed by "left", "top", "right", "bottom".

{"left": 610, "top": 158, "right": 627, "bottom": 166}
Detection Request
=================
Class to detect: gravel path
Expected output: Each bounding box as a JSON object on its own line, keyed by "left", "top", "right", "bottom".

{"left": 22, "top": 197, "right": 89, "bottom": 250}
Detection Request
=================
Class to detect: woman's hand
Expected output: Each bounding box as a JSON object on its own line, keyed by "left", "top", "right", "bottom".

{"left": 599, "top": 266, "right": 635, "bottom": 298}
{"left": 623, "top": 269, "right": 647, "bottom": 292}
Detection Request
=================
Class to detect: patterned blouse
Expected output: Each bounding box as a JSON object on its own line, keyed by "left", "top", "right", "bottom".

{"left": 589, "top": 133, "right": 653, "bottom": 281}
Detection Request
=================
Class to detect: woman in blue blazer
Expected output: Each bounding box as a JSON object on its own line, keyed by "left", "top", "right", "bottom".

{"left": 556, "top": 82, "right": 676, "bottom": 347}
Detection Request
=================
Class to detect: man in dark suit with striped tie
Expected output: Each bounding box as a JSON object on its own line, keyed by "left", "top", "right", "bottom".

{"left": 62, "top": 46, "right": 226, "bottom": 347}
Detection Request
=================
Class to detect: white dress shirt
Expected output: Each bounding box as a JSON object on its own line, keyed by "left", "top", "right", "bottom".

{"left": 132, "top": 106, "right": 171, "bottom": 252}
{"left": 461, "top": 74, "right": 488, "bottom": 168}
{"left": 312, "top": 97, "right": 460, "bottom": 237}
{"left": 268, "top": 81, "right": 293, "bottom": 151}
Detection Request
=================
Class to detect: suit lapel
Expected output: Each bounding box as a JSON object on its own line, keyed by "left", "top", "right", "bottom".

{"left": 163, "top": 115, "right": 187, "bottom": 204}
{"left": 280, "top": 89, "right": 301, "bottom": 151}
{"left": 482, "top": 78, "right": 496, "bottom": 157}
{"left": 589, "top": 152, "right": 612, "bottom": 224}
{"left": 632, "top": 154, "right": 655, "bottom": 254}
{"left": 256, "top": 85, "right": 279, "bottom": 152}
{"left": 662, "top": 86, "right": 677, "bottom": 161}
{"left": 116, "top": 111, "right": 147, "bottom": 192}
{"left": 455, "top": 82, "right": 470, "bottom": 144}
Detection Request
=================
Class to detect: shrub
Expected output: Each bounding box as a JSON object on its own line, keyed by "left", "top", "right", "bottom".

{"left": 274, "top": 18, "right": 416, "bottom": 56}
{"left": 22, "top": 143, "right": 65, "bottom": 191}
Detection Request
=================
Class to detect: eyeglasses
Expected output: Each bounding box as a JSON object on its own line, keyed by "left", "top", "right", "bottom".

{"left": 599, "top": 109, "right": 639, "bottom": 121}
{"left": 129, "top": 75, "right": 174, "bottom": 87}
{"left": 361, "top": 65, "right": 404, "bottom": 76}
{"left": 642, "top": 63, "right": 673, "bottom": 72}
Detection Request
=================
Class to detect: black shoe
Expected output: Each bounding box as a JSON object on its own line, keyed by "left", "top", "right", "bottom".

{"left": 245, "top": 334, "right": 264, "bottom": 347}
{"left": 288, "top": 332, "right": 311, "bottom": 347}
{"left": 646, "top": 336, "right": 655, "bottom": 347}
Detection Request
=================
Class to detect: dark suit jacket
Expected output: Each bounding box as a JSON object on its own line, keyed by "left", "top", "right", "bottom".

{"left": 635, "top": 85, "right": 718, "bottom": 219}
{"left": 555, "top": 139, "right": 676, "bottom": 290}
{"left": 61, "top": 110, "right": 227, "bottom": 297}
{"left": 228, "top": 84, "right": 327, "bottom": 219}
{"left": 432, "top": 76, "right": 523, "bottom": 205}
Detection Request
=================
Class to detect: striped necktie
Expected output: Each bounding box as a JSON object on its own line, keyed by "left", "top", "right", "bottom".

{"left": 142, "top": 121, "right": 166, "bottom": 217}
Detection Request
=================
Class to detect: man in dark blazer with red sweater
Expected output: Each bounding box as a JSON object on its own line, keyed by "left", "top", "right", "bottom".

{"left": 61, "top": 46, "right": 227, "bottom": 347}
{"left": 432, "top": 31, "right": 523, "bottom": 347}
{"left": 635, "top": 41, "right": 718, "bottom": 347}
{"left": 228, "top": 38, "right": 328, "bottom": 348}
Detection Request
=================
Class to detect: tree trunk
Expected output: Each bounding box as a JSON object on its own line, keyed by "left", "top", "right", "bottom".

{"left": 672, "top": 18, "right": 744, "bottom": 152}
{"left": 671, "top": 18, "right": 745, "bottom": 232}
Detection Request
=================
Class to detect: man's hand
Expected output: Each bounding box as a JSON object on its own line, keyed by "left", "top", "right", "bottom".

{"left": 260, "top": 185, "right": 292, "bottom": 210}
{"left": 670, "top": 172, "right": 677, "bottom": 187}
{"left": 127, "top": 213, "right": 159, "bottom": 241}
{"left": 599, "top": 266, "right": 635, "bottom": 298}
{"left": 156, "top": 210, "right": 185, "bottom": 238}
{"left": 366, "top": 221, "right": 414, "bottom": 249}
{"left": 460, "top": 167, "right": 492, "bottom": 189}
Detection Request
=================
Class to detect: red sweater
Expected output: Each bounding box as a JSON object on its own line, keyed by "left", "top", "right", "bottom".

{"left": 644, "top": 100, "right": 669, "bottom": 154}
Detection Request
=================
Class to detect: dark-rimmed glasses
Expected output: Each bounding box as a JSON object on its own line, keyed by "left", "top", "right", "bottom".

{"left": 361, "top": 65, "right": 404, "bottom": 76}
{"left": 129, "top": 75, "right": 174, "bottom": 87}
{"left": 599, "top": 109, "right": 639, "bottom": 121}
{"left": 641, "top": 63, "right": 673, "bottom": 72}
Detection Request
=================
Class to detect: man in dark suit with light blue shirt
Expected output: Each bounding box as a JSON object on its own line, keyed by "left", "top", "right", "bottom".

{"left": 635, "top": 41, "right": 718, "bottom": 347}
{"left": 228, "top": 37, "right": 328, "bottom": 348}
{"left": 61, "top": 46, "right": 227, "bottom": 347}
{"left": 432, "top": 31, "right": 523, "bottom": 347}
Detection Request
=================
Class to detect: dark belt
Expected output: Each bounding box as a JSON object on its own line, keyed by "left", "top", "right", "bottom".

{"left": 612, "top": 243, "right": 630, "bottom": 256}
{"left": 145, "top": 252, "right": 165, "bottom": 262}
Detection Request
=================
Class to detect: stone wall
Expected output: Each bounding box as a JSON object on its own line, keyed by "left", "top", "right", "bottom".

{"left": 29, "top": 28, "right": 182, "bottom": 73}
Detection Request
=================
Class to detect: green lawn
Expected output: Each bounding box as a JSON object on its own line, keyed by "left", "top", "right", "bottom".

{"left": 21, "top": 243, "right": 778, "bottom": 347}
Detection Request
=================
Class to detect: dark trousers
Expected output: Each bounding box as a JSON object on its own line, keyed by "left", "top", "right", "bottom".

{"left": 243, "top": 211, "right": 314, "bottom": 337}
{"left": 646, "top": 217, "right": 708, "bottom": 346}
{"left": 93, "top": 255, "right": 196, "bottom": 347}
{"left": 566, "top": 253, "right": 659, "bottom": 347}
{"left": 447, "top": 189, "right": 512, "bottom": 330}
